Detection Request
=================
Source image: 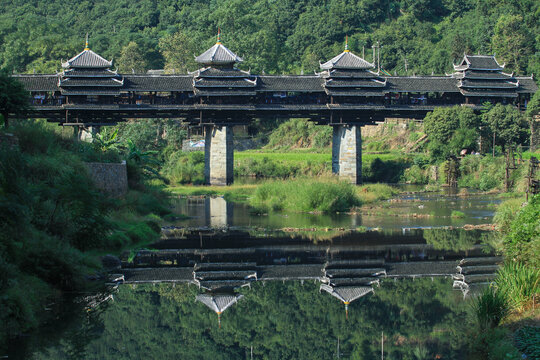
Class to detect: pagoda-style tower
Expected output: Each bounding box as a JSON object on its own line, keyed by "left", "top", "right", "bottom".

{"left": 59, "top": 36, "right": 123, "bottom": 102}
{"left": 321, "top": 40, "right": 384, "bottom": 184}
{"left": 193, "top": 30, "right": 257, "bottom": 99}
{"left": 320, "top": 39, "right": 386, "bottom": 103}
{"left": 451, "top": 55, "right": 518, "bottom": 103}
{"left": 194, "top": 31, "right": 254, "bottom": 185}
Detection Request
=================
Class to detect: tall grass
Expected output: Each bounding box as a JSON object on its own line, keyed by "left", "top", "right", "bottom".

{"left": 495, "top": 262, "right": 540, "bottom": 312}
{"left": 472, "top": 286, "right": 510, "bottom": 330}
{"left": 250, "top": 177, "right": 359, "bottom": 213}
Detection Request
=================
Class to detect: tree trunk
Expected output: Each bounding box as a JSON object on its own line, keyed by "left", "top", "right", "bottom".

{"left": 2, "top": 112, "right": 8, "bottom": 129}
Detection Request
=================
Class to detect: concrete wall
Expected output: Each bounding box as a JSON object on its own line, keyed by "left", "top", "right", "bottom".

{"left": 332, "top": 125, "right": 362, "bottom": 184}
{"left": 204, "top": 126, "right": 233, "bottom": 185}
{"left": 85, "top": 160, "right": 128, "bottom": 196}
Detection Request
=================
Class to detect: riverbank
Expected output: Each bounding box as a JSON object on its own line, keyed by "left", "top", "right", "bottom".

{"left": 0, "top": 121, "right": 175, "bottom": 351}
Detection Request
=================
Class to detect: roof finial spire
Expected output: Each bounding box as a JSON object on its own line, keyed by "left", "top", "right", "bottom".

{"left": 344, "top": 35, "right": 350, "bottom": 52}
{"left": 344, "top": 302, "right": 349, "bottom": 319}
{"left": 216, "top": 28, "right": 222, "bottom": 45}
{"left": 84, "top": 33, "right": 90, "bottom": 51}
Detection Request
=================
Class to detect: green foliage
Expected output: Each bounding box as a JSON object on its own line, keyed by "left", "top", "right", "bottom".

{"left": 515, "top": 327, "right": 540, "bottom": 359}
{"left": 493, "top": 198, "right": 523, "bottom": 234}
{"left": 483, "top": 104, "right": 529, "bottom": 151}
{"left": 458, "top": 155, "right": 506, "bottom": 191}
{"left": 118, "top": 41, "right": 150, "bottom": 73}
{"left": 495, "top": 262, "right": 540, "bottom": 312}
{"left": 472, "top": 286, "right": 510, "bottom": 330}
{"left": 265, "top": 118, "right": 332, "bottom": 150}
{"left": 424, "top": 106, "right": 481, "bottom": 160}
{"left": 451, "top": 210, "right": 465, "bottom": 218}
{"left": 164, "top": 151, "right": 205, "bottom": 185}
{"left": 424, "top": 229, "right": 497, "bottom": 251}
{"left": 469, "top": 327, "right": 521, "bottom": 360}
{"left": 0, "top": 121, "right": 169, "bottom": 347}
{"left": 0, "top": 70, "right": 28, "bottom": 126}
{"left": 250, "top": 177, "right": 359, "bottom": 213}
{"left": 503, "top": 195, "right": 540, "bottom": 266}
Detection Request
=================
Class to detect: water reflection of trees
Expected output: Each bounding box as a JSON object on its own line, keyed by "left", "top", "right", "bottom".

{"left": 33, "top": 279, "right": 470, "bottom": 359}
{"left": 424, "top": 229, "right": 498, "bottom": 252}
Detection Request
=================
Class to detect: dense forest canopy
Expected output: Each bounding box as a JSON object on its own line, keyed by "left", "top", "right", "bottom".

{"left": 0, "top": 0, "right": 538, "bottom": 76}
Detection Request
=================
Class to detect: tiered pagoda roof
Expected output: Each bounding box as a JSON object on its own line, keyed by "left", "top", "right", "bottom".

{"left": 320, "top": 41, "right": 387, "bottom": 97}
{"left": 193, "top": 31, "right": 256, "bottom": 97}
{"left": 58, "top": 38, "right": 123, "bottom": 96}
{"left": 196, "top": 293, "right": 243, "bottom": 327}
{"left": 452, "top": 55, "right": 519, "bottom": 98}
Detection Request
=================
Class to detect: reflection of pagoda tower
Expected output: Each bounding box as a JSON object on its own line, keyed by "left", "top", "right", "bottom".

{"left": 196, "top": 293, "right": 243, "bottom": 328}
{"left": 320, "top": 259, "right": 386, "bottom": 318}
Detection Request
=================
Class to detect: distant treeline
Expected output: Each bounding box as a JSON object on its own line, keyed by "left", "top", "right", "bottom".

{"left": 0, "top": 0, "right": 538, "bottom": 76}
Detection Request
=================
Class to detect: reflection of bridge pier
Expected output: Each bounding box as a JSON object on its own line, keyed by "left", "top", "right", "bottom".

{"left": 204, "top": 197, "right": 233, "bottom": 227}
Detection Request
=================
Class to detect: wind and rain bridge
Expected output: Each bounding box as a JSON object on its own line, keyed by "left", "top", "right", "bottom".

{"left": 13, "top": 35, "right": 537, "bottom": 185}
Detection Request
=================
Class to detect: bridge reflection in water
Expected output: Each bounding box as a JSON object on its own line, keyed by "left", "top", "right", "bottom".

{"left": 115, "top": 228, "right": 501, "bottom": 321}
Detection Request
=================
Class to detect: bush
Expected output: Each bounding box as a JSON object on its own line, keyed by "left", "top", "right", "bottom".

{"left": 495, "top": 262, "right": 539, "bottom": 312}
{"left": 163, "top": 151, "right": 205, "bottom": 184}
{"left": 493, "top": 198, "right": 523, "bottom": 234}
{"left": 472, "top": 286, "right": 510, "bottom": 330}
{"left": 458, "top": 155, "right": 506, "bottom": 191}
{"left": 504, "top": 195, "right": 540, "bottom": 266}
{"left": 250, "top": 178, "right": 359, "bottom": 213}
{"left": 515, "top": 327, "right": 540, "bottom": 359}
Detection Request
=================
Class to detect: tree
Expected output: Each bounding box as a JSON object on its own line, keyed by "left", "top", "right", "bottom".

{"left": 483, "top": 104, "right": 528, "bottom": 151}
{"left": 0, "top": 71, "right": 28, "bottom": 128}
{"left": 424, "top": 106, "right": 480, "bottom": 160}
{"left": 158, "top": 31, "right": 197, "bottom": 74}
{"left": 525, "top": 91, "right": 540, "bottom": 151}
{"left": 118, "top": 42, "right": 149, "bottom": 74}
{"left": 492, "top": 15, "right": 532, "bottom": 73}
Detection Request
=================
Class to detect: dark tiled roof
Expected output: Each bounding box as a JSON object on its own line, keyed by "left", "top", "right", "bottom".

{"left": 258, "top": 76, "right": 324, "bottom": 92}
{"left": 198, "top": 67, "right": 251, "bottom": 77}
{"left": 516, "top": 78, "right": 538, "bottom": 93}
{"left": 59, "top": 78, "right": 124, "bottom": 87}
{"left": 326, "top": 89, "right": 386, "bottom": 97}
{"left": 60, "top": 88, "right": 121, "bottom": 95}
{"left": 13, "top": 75, "right": 59, "bottom": 91}
{"left": 63, "top": 69, "right": 118, "bottom": 77}
{"left": 194, "top": 78, "right": 256, "bottom": 88}
{"left": 455, "top": 55, "right": 503, "bottom": 71}
{"left": 460, "top": 89, "right": 517, "bottom": 98}
{"left": 194, "top": 90, "right": 256, "bottom": 96}
{"left": 328, "top": 69, "right": 380, "bottom": 78}
{"left": 195, "top": 43, "right": 242, "bottom": 65}
{"left": 325, "top": 79, "right": 386, "bottom": 88}
{"left": 320, "top": 51, "right": 374, "bottom": 70}
{"left": 387, "top": 77, "right": 460, "bottom": 92}
{"left": 62, "top": 49, "right": 113, "bottom": 69}
{"left": 460, "top": 70, "right": 513, "bottom": 80}
{"left": 123, "top": 76, "right": 193, "bottom": 92}
{"left": 460, "top": 79, "right": 518, "bottom": 89}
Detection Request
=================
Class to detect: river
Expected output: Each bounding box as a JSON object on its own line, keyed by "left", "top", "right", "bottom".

{"left": 7, "top": 187, "right": 502, "bottom": 359}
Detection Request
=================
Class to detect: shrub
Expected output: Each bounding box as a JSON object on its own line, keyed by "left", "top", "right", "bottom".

{"left": 250, "top": 178, "right": 359, "bottom": 213}
{"left": 472, "top": 286, "right": 510, "bottom": 330}
{"left": 493, "top": 198, "right": 523, "bottom": 234}
{"left": 515, "top": 327, "right": 540, "bottom": 359}
{"left": 504, "top": 195, "right": 540, "bottom": 266}
{"left": 451, "top": 210, "right": 465, "bottom": 218}
{"left": 495, "top": 262, "right": 539, "bottom": 312}
{"left": 163, "top": 151, "right": 205, "bottom": 184}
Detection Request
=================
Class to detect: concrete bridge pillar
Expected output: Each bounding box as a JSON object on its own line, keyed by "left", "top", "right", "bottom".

{"left": 332, "top": 125, "right": 362, "bottom": 184}
{"left": 204, "top": 125, "right": 233, "bottom": 185}
{"left": 77, "top": 126, "right": 99, "bottom": 143}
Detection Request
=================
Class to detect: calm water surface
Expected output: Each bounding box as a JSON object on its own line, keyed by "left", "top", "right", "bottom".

{"left": 7, "top": 189, "right": 501, "bottom": 359}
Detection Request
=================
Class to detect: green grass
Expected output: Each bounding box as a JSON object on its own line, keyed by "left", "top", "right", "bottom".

{"left": 168, "top": 183, "right": 257, "bottom": 201}
{"left": 451, "top": 210, "right": 466, "bottom": 218}
{"left": 250, "top": 177, "right": 359, "bottom": 213}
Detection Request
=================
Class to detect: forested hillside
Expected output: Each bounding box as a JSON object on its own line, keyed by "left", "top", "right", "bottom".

{"left": 0, "top": 0, "right": 538, "bottom": 76}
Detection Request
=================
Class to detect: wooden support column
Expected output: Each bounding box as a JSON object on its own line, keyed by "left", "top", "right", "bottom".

{"left": 204, "top": 125, "right": 233, "bottom": 186}
{"left": 332, "top": 124, "right": 362, "bottom": 184}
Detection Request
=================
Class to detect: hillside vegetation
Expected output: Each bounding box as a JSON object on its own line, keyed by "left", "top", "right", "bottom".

{"left": 0, "top": 0, "right": 538, "bottom": 77}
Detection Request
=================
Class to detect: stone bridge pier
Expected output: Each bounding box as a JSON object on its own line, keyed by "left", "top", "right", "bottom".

{"left": 204, "top": 125, "right": 233, "bottom": 185}
{"left": 332, "top": 125, "right": 362, "bottom": 184}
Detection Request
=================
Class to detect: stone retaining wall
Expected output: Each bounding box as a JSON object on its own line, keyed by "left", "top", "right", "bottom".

{"left": 85, "top": 161, "right": 128, "bottom": 196}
